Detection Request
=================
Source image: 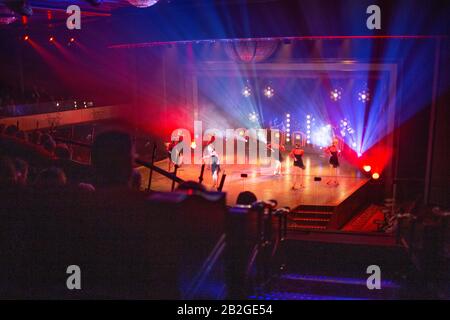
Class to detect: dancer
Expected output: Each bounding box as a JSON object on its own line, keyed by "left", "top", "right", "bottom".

{"left": 203, "top": 145, "right": 221, "bottom": 189}
{"left": 289, "top": 143, "right": 306, "bottom": 190}
{"left": 325, "top": 138, "right": 340, "bottom": 186}
{"left": 267, "top": 143, "right": 285, "bottom": 175}
{"left": 166, "top": 135, "right": 184, "bottom": 171}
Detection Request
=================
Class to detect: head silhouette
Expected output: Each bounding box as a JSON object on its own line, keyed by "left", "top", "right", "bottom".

{"left": 91, "top": 130, "right": 133, "bottom": 188}
{"left": 236, "top": 191, "right": 257, "bottom": 205}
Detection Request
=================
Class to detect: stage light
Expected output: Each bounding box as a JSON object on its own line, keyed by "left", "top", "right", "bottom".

{"left": 363, "top": 165, "right": 372, "bottom": 172}
{"left": 70, "top": 37, "right": 75, "bottom": 43}
{"left": 372, "top": 172, "right": 380, "bottom": 180}
{"left": 286, "top": 113, "right": 290, "bottom": 118}
{"left": 286, "top": 118, "right": 290, "bottom": 122}
{"left": 286, "top": 138, "right": 290, "bottom": 142}
{"left": 275, "top": 132, "right": 280, "bottom": 138}
{"left": 330, "top": 88, "right": 342, "bottom": 101}
{"left": 358, "top": 90, "right": 370, "bottom": 103}
{"left": 248, "top": 111, "right": 258, "bottom": 123}
{"left": 306, "top": 114, "right": 310, "bottom": 119}
{"left": 84, "top": 0, "right": 104, "bottom": 6}
{"left": 49, "top": 36, "right": 55, "bottom": 42}
{"left": 6, "top": 0, "right": 33, "bottom": 17}
{"left": 352, "top": 142, "right": 357, "bottom": 148}
{"left": 357, "top": 152, "right": 362, "bottom": 157}
{"left": 296, "top": 135, "right": 301, "bottom": 140}
{"left": 23, "top": 35, "right": 29, "bottom": 41}
{"left": 263, "top": 85, "right": 274, "bottom": 98}
{"left": 239, "top": 130, "right": 245, "bottom": 137}
{"left": 242, "top": 85, "right": 251, "bottom": 97}
{"left": 190, "top": 141, "right": 197, "bottom": 149}
{"left": 286, "top": 123, "right": 290, "bottom": 127}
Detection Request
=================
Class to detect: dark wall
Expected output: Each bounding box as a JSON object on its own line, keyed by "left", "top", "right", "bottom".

{"left": 429, "top": 40, "right": 450, "bottom": 207}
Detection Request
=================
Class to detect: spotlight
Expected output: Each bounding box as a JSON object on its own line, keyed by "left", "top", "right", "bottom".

{"left": 23, "top": 35, "right": 29, "bottom": 41}
{"left": 70, "top": 37, "right": 75, "bottom": 43}
{"left": 49, "top": 36, "right": 55, "bottom": 42}
{"left": 242, "top": 85, "right": 251, "bottom": 97}
{"left": 352, "top": 142, "right": 357, "bottom": 148}
{"left": 84, "top": 0, "right": 103, "bottom": 6}
{"left": 363, "top": 165, "right": 372, "bottom": 172}
{"left": 372, "top": 172, "right": 380, "bottom": 180}
{"left": 286, "top": 113, "right": 290, "bottom": 118}
{"left": 190, "top": 141, "right": 197, "bottom": 149}
{"left": 358, "top": 90, "right": 370, "bottom": 103}
{"left": 263, "top": 85, "right": 274, "bottom": 98}
{"left": 248, "top": 112, "right": 258, "bottom": 123}
{"left": 5, "top": 0, "right": 33, "bottom": 17}
{"left": 330, "top": 88, "right": 342, "bottom": 101}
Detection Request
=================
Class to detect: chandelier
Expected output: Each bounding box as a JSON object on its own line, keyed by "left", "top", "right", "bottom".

{"left": 127, "top": 0, "right": 159, "bottom": 8}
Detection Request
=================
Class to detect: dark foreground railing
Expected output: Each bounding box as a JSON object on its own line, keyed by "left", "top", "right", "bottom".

{"left": 53, "top": 137, "right": 186, "bottom": 191}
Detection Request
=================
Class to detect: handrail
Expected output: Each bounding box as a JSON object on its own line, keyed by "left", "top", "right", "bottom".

{"left": 54, "top": 137, "right": 92, "bottom": 148}
{"left": 183, "top": 233, "right": 227, "bottom": 299}
{"left": 52, "top": 137, "right": 185, "bottom": 185}
{"left": 135, "top": 159, "right": 185, "bottom": 185}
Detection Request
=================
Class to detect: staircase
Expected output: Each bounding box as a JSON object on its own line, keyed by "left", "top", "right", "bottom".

{"left": 250, "top": 272, "right": 402, "bottom": 300}
{"left": 249, "top": 234, "right": 416, "bottom": 300}
{"left": 288, "top": 206, "right": 334, "bottom": 231}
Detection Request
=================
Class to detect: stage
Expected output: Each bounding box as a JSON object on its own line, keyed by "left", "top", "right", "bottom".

{"left": 138, "top": 152, "right": 369, "bottom": 211}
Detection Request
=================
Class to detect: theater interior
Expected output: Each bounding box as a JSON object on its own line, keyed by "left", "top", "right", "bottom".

{"left": 0, "top": 0, "right": 449, "bottom": 300}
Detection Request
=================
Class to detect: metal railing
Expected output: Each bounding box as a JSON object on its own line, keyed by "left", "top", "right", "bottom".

{"left": 53, "top": 137, "right": 185, "bottom": 191}
{"left": 225, "top": 201, "right": 289, "bottom": 299}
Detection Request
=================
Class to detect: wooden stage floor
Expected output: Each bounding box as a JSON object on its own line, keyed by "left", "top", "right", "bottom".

{"left": 138, "top": 153, "right": 369, "bottom": 209}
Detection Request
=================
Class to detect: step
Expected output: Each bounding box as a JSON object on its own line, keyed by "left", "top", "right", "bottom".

{"left": 287, "top": 223, "right": 327, "bottom": 231}
{"left": 289, "top": 217, "right": 330, "bottom": 226}
{"left": 266, "top": 273, "right": 402, "bottom": 300}
{"left": 296, "top": 205, "right": 335, "bottom": 212}
{"left": 249, "top": 291, "right": 364, "bottom": 300}
{"left": 290, "top": 211, "right": 333, "bottom": 219}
